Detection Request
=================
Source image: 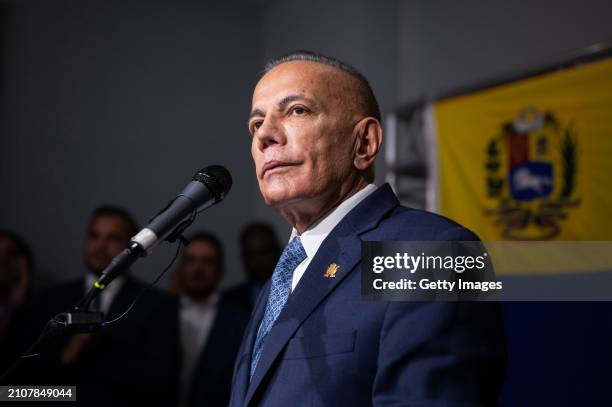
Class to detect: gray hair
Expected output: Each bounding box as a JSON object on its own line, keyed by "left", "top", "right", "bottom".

{"left": 263, "top": 50, "right": 381, "bottom": 122}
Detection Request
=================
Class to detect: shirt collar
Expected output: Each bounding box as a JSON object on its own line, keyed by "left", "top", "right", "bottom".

{"left": 290, "top": 184, "right": 378, "bottom": 259}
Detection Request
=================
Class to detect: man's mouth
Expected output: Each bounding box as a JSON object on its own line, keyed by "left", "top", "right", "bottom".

{"left": 262, "top": 161, "right": 297, "bottom": 177}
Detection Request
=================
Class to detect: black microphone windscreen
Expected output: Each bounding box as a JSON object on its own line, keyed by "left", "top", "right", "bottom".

{"left": 193, "top": 165, "right": 232, "bottom": 201}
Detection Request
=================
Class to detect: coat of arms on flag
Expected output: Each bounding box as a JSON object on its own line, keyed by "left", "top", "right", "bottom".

{"left": 484, "top": 107, "right": 579, "bottom": 240}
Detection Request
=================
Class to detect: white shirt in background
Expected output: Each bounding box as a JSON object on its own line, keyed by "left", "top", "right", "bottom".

{"left": 178, "top": 292, "right": 219, "bottom": 406}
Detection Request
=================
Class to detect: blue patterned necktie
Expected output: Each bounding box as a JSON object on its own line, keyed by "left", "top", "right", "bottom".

{"left": 250, "top": 236, "right": 307, "bottom": 379}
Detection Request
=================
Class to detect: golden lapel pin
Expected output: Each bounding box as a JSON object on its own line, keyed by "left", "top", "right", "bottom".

{"left": 324, "top": 263, "right": 339, "bottom": 278}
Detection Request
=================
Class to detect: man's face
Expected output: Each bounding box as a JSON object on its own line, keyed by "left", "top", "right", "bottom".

{"left": 176, "top": 240, "right": 222, "bottom": 300}
{"left": 83, "top": 215, "right": 132, "bottom": 276}
{"left": 0, "top": 237, "right": 17, "bottom": 270}
{"left": 248, "top": 61, "right": 360, "bottom": 209}
{"left": 0, "top": 237, "right": 19, "bottom": 300}
{"left": 0, "top": 236, "right": 29, "bottom": 305}
{"left": 242, "top": 231, "right": 280, "bottom": 284}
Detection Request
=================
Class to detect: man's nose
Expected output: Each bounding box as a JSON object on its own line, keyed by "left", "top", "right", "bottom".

{"left": 255, "top": 115, "right": 285, "bottom": 151}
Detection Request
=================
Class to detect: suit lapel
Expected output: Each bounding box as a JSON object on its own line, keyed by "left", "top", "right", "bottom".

{"left": 191, "top": 304, "right": 228, "bottom": 393}
{"left": 244, "top": 184, "right": 399, "bottom": 405}
{"left": 189, "top": 303, "right": 236, "bottom": 404}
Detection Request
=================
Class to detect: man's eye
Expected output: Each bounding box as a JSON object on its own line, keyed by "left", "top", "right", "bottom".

{"left": 250, "top": 121, "right": 262, "bottom": 134}
{"left": 291, "top": 106, "right": 307, "bottom": 115}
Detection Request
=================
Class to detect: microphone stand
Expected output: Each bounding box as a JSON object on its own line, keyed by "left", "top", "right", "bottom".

{"left": 0, "top": 242, "right": 145, "bottom": 384}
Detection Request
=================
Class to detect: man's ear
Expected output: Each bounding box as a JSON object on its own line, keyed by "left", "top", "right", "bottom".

{"left": 352, "top": 117, "right": 383, "bottom": 171}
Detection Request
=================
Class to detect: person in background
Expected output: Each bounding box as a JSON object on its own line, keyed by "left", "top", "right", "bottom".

{"left": 1, "top": 205, "right": 178, "bottom": 406}
{"left": 223, "top": 222, "right": 281, "bottom": 311}
{"left": 171, "top": 231, "right": 250, "bottom": 407}
{"left": 0, "top": 230, "right": 33, "bottom": 340}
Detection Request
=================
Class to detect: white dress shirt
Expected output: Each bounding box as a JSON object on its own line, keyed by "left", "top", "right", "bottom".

{"left": 178, "top": 292, "right": 219, "bottom": 406}
{"left": 84, "top": 273, "right": 125, "bottom": 314}
{"left": 289, "top": 184, "right": 378, "bottom": 291}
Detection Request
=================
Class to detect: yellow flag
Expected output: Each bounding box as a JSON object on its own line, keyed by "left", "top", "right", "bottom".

{"left": 435, "top": 58, "right": 612, "bottom": 240}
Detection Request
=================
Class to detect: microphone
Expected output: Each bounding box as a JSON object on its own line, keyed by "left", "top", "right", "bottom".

{"left": 131, "top": 165, "right": 232, "bottom": 252}
{"left": 90, "top": 165, "right": 232, "bottom": 295}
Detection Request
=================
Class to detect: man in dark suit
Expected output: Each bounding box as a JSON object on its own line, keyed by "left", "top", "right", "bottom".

{"left": 0, "top": 230, "right": 34, "bottom": 341}
{"left": 230, "top": 51, "right": 507, "bottom": 406}
{"left": 1, "top": 206, "right": 178, "bottom": 406}
{"left": 223, "top": 222, "right": 281, "bottom": 311}
{"left": 171, "top": 231, "right": 250, "bottom": 407}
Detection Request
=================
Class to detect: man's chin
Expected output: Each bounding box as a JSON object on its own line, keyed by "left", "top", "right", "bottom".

{"left": 263, "top": 194, "right": 301, "bottom": 209}
{"left": 85, "top": 262, "right": 108, "bottom": 277}
{"left": 185, "top": 287, "right": 213, "bottom": 300}
{"left": 261, "top": 186, "right": 307, "bottom": 209}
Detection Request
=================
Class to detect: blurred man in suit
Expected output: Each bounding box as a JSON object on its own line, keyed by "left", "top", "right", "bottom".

{"left": 2, "top": 206, "right": 178, "bottom": 406}
{"left": 223, "top": 222, "right": 281, "bottom": 311}
{"left": 229, "top": 51, "right": 506, "bottom": 406}
{"left": 0, "top": 230, "right": 33, "bottom": 340}
{"left": 172, "top": 231, "right": 250, "bottom": 407}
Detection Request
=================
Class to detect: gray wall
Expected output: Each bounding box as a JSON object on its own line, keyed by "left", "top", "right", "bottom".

{"left": 398, "top": 0, "right": 612, "bottom": 104}
{"left": 0, "top": 0, "right": 262, "bottom": 289}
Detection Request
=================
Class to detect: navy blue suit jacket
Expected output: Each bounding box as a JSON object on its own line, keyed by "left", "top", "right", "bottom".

{"left": 229, "top": 184, "right": 507, "bottom": 406}
{"left": 184, "top": 299, "right": 250, "bottom": 407}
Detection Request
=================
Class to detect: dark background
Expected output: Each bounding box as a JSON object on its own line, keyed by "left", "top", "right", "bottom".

{"left": 2, "top": 1, "right": 612, "bottom": 405}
